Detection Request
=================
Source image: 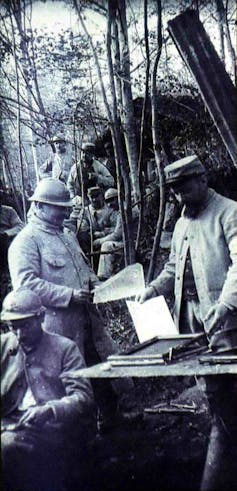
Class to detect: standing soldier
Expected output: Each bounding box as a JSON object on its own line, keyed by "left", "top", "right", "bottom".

{"left": 137, "top": 155, "right": 237, "bottom": 490}
{"left": 8, "top": 178, "right": 136, "bottom": 430}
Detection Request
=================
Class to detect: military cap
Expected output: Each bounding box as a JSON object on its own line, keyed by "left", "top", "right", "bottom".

{"left": 82, "top": 142, "right": 95, "bottom": 153}
{"left": 87, "top": 186, "right": 102, "bottom": 196}
{"left": 1, "top": 288, "right": 45, "bottom": 321}
{"left": 50, "top": 134, "right": 65, "bottom": 143}
{"left": 105, "top": 188, "right": 118, "bottom": 201}
{"left": 164, "top": 155, "right": 205, "bottom": 184}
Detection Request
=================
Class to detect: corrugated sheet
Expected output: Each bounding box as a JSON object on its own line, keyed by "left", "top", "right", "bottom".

{"left": 168, "top": 9, "right": 237, "bottom": 167}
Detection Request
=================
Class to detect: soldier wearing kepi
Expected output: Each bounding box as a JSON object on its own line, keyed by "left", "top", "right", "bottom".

{"left": 8, "top": 178, "right": 136, "bottom": 430}
{"left": 137, "top": 155, "right": 237, "bottom": 491}
{"left": 1, "top": 288, "right": 94, "bottom": 491}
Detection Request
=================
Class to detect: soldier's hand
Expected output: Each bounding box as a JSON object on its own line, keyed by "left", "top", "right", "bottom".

{"left": 94, "top": 231, "right": 104, "bottom": 239}
{"left": 18, "top": 406, "right": 53, "bottom": 428}
{"left": 204, "top": 302, "right": 230, "bottom": 336}
{"left": 136, "top": 285, "right": 157, "bottom": 304}
{"left": 72, "top": 289, "right": 93, "bottom": 304}
{"left": 93, "top": 238, "right": 103, "bottom": 249}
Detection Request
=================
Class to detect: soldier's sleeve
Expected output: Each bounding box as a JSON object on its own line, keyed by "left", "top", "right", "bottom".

{"left": 8, "top": 232, "right": 73, "bottom": 308}
{"left": 67, "top": 166, "right": 76, "bottom": 199}
{"left": 46, "top": 340, "right": 94, "bottom": 422}
{"left": 99, "top": 212, "right": 122, "bottom": 243}
{"left": 94, "top": 160, "right": 114, "bottom": 188}
{"left": 5, "top": 208, "right": 24, "bottom": 237}
{"left": 219, "top": 206, "right": 237, "bottom": 309}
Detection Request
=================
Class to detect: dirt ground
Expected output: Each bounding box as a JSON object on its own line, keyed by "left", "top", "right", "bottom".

{"left": 68, "top": 380, "right": 211, "bottom": 491}
{"left": 1, "top": 267, "right": 212, "bottom": 491}
{"left": 76, "top": 298, "right": 212, "bottom": 491}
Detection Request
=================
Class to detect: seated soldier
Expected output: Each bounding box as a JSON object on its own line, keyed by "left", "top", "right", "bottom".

{"left": 94, "top": 188, "right": 123, "bottom": 281}
{"left": 67, "top": 142, "right": 114, "bottom": 204}
{"left": 1, "top": 288, "right": 95, "bottom": 491}
{"left": 76, "top": 186, "right": 112, "bottom": 259}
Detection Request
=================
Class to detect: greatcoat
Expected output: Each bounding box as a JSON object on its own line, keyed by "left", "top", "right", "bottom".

{"left": 8, "top": 215, "right": 119, "bottom": 360}
{"left": 150, "top": 189, "right": 237, "bottom": 333}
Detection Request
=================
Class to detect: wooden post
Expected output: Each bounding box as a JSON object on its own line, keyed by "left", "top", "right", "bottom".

{"left": 168, "top": 9, "right": 237, "bottom": 167}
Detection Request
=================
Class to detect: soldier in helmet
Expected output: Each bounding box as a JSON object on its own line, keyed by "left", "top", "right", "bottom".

{"left": 8, "top": 178, "right": 136, "bottom": 431}
{"left": 1, "top": 287, "right": 94, "bottom": 491}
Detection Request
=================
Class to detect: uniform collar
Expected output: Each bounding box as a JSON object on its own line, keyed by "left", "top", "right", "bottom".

{"left": 29, "top": 214, "right": 64, "bottom": 234}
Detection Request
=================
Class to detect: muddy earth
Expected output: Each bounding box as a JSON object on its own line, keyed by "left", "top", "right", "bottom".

{"left": 68, "top": 380, "right": 211, "bottom": 491}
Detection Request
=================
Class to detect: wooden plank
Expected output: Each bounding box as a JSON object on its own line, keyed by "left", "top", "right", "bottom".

{"left": 74, "top": 359, "right": 237, "bottom": 378}
{"left": 168, "top": 9, "right": 237, "bottom": 166}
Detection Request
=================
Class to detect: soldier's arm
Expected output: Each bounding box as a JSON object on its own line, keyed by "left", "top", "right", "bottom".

{"left": 5, "top": 208, "right": 24, "bottom": 237}
{"left": 42, "top": 341, "right": 94, "bottom": 422}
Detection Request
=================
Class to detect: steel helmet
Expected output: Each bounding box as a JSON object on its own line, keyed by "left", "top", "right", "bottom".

{"left": 29, "top": 178, "right": 73, "bottom": 207}
{"left": 105, "top": 188, "right": 118, "bottom": 201}
{"left": 1, "top": 288, "right": 45, "bottom": 321}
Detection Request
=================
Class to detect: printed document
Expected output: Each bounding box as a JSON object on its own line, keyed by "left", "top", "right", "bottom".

{"left": 126, "top": 296, "right": 178, "bottom": 342}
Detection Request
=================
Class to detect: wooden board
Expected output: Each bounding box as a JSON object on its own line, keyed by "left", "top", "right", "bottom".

{"left": 74, "top": 358, "right": 237, "bottom": 378}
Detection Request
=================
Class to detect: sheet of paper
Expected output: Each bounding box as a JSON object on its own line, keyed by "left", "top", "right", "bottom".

{"left": 93, "top": 263, "right": 145, "bottom": 303}
{"left": 126, "top": 296, "right": 178, "bottom": 342}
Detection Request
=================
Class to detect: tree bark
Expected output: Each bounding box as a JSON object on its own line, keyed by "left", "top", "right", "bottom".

{"left": 107, "top": 0, "right": 134, "bottom": 265}
{"left": 224, "top": 0, "right": 236, "bottom": 83}
{"left": 10, "top": 9, "right": 27, "bottom": 222}
{"left": 74, "top": 0, "right": 135, "bottom": 265}
{"left": 135, "top": 0, "right": 150, "bottom": 252}
{"left": 116, "top": 0, "right": 141, "bottom": 205}
{"left": 147, "top": 0, "right": 165, "bottom": 283}
{"left": 215, "top": 0, "right": 225, "bottom": 63}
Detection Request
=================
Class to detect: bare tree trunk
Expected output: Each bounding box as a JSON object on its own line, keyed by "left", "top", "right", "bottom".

{"left": 108, "top": 0, "right": 135, "bottom": 265}
{"left": 73, "top": 0, "right": 135, "bottom": 265}
{"left": 135, "top": 0, "right": 150, "bottom": 252}
{"left": 10, "top": 0, "right": 53, "bottom": 145}
{"left": 147, "top": 0, "right": 165, "bottom": 283}
{"left": 112, "top": 19, "right": 123, "bottom": 109}
{"left": 107, "top": 0, "right": 135, "bottom": 265}
{"left": 27, "top": 92, "right": 39, "bottom": 182}
{"left": 215, "top": 0, "right": 225, "bottom": 63}
{"left": 224, "top": 0, "right": 236, "bottom": 83}
{"left": 10, "top": 11, "right": 27, "bottom": 222}
{"left": 116, "top": 0, "right": 141, "bottom": 204}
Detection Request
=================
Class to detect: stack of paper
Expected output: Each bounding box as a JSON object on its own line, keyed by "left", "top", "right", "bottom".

{"left": 126, "top": 296, "right": 178, "bottom": 342}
